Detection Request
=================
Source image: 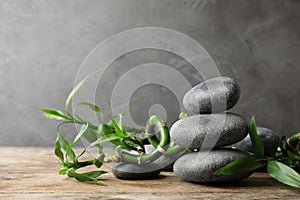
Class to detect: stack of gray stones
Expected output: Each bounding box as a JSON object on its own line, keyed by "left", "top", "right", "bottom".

{"left": 112, "top": 76, "right": 280, "bottom": 181}
{"left": 170, "top": 77, "right": 252, "bottom": 183}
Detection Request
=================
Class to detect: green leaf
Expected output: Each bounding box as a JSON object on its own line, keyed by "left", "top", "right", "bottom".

{"left": 267, "top": 160, "right": 300, "bottom": 188}
{"left": 249, "top": 116, "right": 264, "bottom": 156}
{"left": 39, "top": 108, "right": 71, "bottom": 121}
{"left": 59, "top": 163, "right": 68, "bottom": 175}
{"left": 65, "top": 123, "right": 88, "bottom": 161}
{"left": 74, "top": 160, "right": 92, "bottom": 168}
{"left": 122, "top": 126, "right": 145, "bottom": 133}
{"left": 94, "top": 154, "right": 105, "bottom": 168}
{"left": 54, "top": 139, "right": 64, "bottom": 162}
{"left": 89, "top": 135, "right": 121, "bottom": 147}
{"left": 65, "top": 69, "right": 102, "bottom": 116}
{"left": 92, "top": 124, "right": 126, "bottom": 149}
{"left": 68, "top": 124, "right": 88, "bottom": 148}
{"left": 118, "top": 114, "right": 123, "bottom": 131}
{"left": 59, "top": 135, "right": 76, "bottom": 162}
{"left": 76, "top": 149, "right": 86, "bottom": 159}
{"left": 80, "top": 170, "right": 107, "bottom": 179}
{"left": 56, "top": 122, "right": 77, "bottom": 162}
{"left": 287, "top": 150, "right": 300, "bottom": 160}
{"left": 214, "top": 155, "right": 266, "bottom": 175}
{"left": 59, "top": 168, "right": 68, "bottom": 175}
{"left": 75, "top": 102, "right": 104, "bottom": 120}
{"left": 109, "top": 116, "right": 125, "bottom": 137}
{"left": 82, "top": 127, "right": 99, "bottom": 143}
{"left": 120, "top": 138, "right": 134, "bottom": 150}
{"left": 100, "top": 124, "right": 114, "bottom": 137}
{"left": 67, "top": 170, "right": 107, "bottom": 185}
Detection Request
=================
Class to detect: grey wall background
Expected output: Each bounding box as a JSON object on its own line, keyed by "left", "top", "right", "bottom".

{"left": 0, "top": 0, "right": 299, "bottom": 146}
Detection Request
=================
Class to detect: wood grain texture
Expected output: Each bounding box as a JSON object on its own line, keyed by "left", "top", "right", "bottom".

{"left": 0, "top": 147, "right": 299, "bottom": 200}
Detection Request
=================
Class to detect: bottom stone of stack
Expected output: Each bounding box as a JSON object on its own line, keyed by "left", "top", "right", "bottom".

{"left": 174, "top": 148, "right": 252, "bottom": 183}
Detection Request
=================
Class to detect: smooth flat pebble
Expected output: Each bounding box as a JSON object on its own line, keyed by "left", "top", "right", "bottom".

{"left": 112, "top": 162, "right": 161, "bottom": 180}
{"left": 173, "top": 149, "right": 252, "bottom": 183}
{"left": 232, "top": 127, "right": 280, "bottom": 156}
{"left": 170, "top": 113, "right": 248, "bottom": 150}
{"left": 183, "top": 77, "right": 241, "bottom": 114}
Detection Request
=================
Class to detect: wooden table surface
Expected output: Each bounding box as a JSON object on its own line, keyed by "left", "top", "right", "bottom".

{"left": 0, "top": 147, "right": 299, "bottom": 200}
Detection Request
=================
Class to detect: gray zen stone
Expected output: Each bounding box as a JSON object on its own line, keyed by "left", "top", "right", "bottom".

{"left": 170, "top": 113, "right": 248, "bottom": 150}
{"left": 183, "top": 77, "right": 241, "bottom": 114}
{"left": 232, "top": 127, "right": 280, "bottom": 156}
{"left": 112, "top": 162, "right": 161, "bottom": 180}
{"left": 174, "top": 149, "right": 252, "bottom": 183}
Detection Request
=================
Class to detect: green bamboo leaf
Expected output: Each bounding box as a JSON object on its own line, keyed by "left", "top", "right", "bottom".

{"left": 287, "top": 150, "right": 300, "bottom": 160}
{"left": 119, "top": 138, "right": 135, "bottom": 151}
{"left": 59, "top": 163, "right": 68, "bottom": 175}
{"left": 56, "top": 123, "right": 76, "bottom": 162}
{"left": 67, "top": 170, "right": 107, "bottom": 185}
{"left": 57, "top": 134, "right": 69, "bottom": 151}
{"left": 58, "top": 134, "right": 76, "bottom": 162}
{"left": 62, "top": 162, "right": 77, "bottom": 168}
{"left": 249, "top": 116, "right": 265, "bottom": 156}
{"left": 39, "top": 108, "right": 71, "bottom": 121}
{"left": 54, "top": 139, "right": 64, "bottom": 162}
{"left": 100, "top": 124, "right": 113, "bottom": 136}
{"left": 122, "top": 126, "right": 145, "bottom": 133}
{"left": 65, "top": 69, "right": 102, "bottom": 116}
{"left": 267, "top": 160, "right": 300, "bottom": 188}
{"left": 82, "top": 127, "right": 99, "bottom": 143}
{"left": 65, "top": 123, "right": 88, "bottom": 162}
{"left": 89, "top": 135, "right": 121, "bottom": 147}
{"left": 75, "top": 102, "right": 104, "bottom": 120}
{"left": 76, "top": 149, "right": 86, "bottom": 159}
{"left": 281, "top": 157, "right": 295, "bottom": 166}
{"left": 69, "top": 124, "right": 88, "bottom": 148}
{"left": 94, "top": 154, "right": 105, "bottom": 168}
{"left": 80, "top": 170, "right": 107, "bottom": 178}
{"left": 118, "top": 113, "right": 123, "bottom": 131}
{"left": 94, "top": 180, "right": 106, "bottom": 185}
{"left": 214, "top": 155, "right": 266, "bottom": 175}
{"left": 109, "top": 116, "right": 125, "bottom": 137}
{"left": 98, "top": 124, "right": 122, "bottom": 147}
{"left": 97, "top": 124, "right": 115, "bottom": 137}
{"left": 59, "top": 168, "right": 68, "bottom": 175}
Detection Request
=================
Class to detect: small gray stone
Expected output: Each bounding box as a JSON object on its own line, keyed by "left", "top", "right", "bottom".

{"left": 232, "top": 127, "right": 280, "bottom": 156}
{"left": 112, "top": 162, "right": 161, "bottom": 180}
{"left": 173, "top": 149, "right": 252, "bottom": 183}
{"left": 170, "top": 113, "right": 248, "bottom": 150}
{"left": 183, "top": 77, "right": 241, "bottom": 114}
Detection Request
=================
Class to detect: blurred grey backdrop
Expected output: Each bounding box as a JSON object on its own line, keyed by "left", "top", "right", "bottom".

{"left": 0, "top": 0, "right": 299, "bottom": 146}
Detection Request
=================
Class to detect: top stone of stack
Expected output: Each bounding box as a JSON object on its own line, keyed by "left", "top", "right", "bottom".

{"left": 183, "top": 77, "right": 240, "bottom": 114}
